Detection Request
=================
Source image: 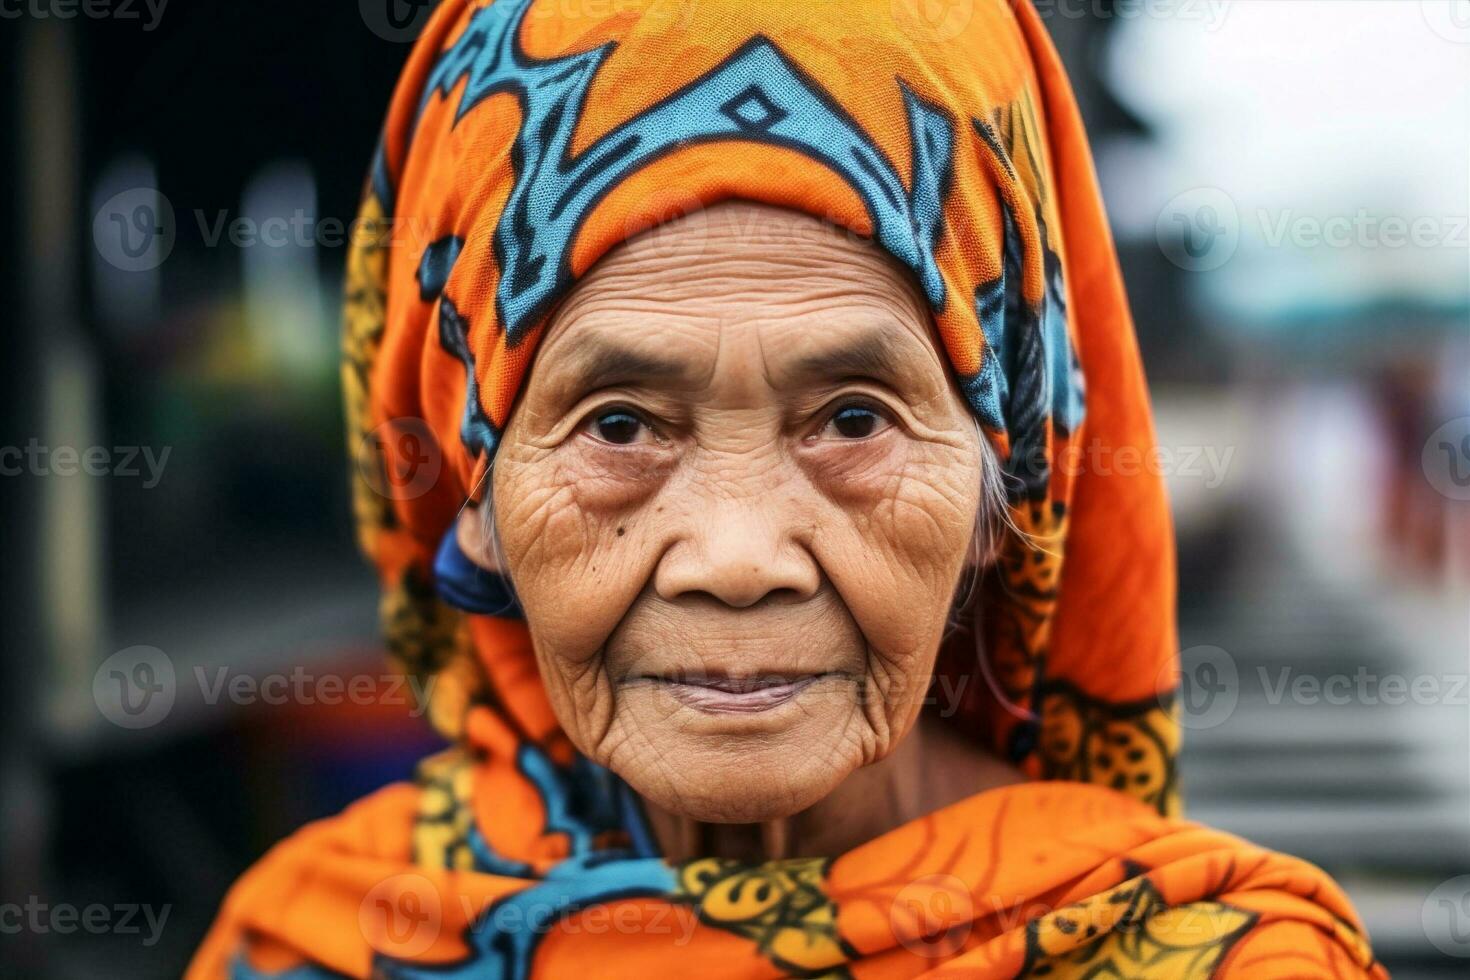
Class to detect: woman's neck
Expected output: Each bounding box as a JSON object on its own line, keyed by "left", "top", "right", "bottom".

{"left": 640, "top": 711, "right": 1024, "bottom": 863}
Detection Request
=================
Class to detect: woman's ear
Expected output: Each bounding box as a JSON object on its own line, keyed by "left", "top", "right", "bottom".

{"left": 456, "top": 504, "right": 502, "bottom": 573}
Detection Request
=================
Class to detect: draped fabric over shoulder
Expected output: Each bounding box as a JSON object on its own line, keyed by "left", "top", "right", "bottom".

{"left": 189, "top": 1, "right": 1382, "bottom": 976}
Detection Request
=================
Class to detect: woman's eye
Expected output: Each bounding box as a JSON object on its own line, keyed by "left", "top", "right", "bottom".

{"left": 589, "top": 410, "right": 647, "bottom": 445}
{"left": 824, "top": 403, "right": 891, "bottom": 440}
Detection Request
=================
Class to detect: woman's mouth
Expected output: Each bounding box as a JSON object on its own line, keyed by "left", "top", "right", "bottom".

{"left": 643, "top": 674, "right": 827, "bottom": 714}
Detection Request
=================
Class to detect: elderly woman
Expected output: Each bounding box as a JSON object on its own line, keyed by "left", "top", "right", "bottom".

{"left": 191, "top": 1, "right": 1381, "bottom": 977}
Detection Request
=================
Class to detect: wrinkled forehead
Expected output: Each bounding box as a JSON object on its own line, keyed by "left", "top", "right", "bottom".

{"left": 523, "top": 201, "right": 951, "bottom": 400}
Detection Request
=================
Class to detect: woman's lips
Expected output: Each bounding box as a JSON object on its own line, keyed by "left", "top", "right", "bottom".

{"left": 654, "top": 674, "right": 823, "bottom": 714}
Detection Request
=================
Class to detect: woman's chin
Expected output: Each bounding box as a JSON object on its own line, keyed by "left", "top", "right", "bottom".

{"left": 603, "top": 687, "right": 867, "bottom": 825}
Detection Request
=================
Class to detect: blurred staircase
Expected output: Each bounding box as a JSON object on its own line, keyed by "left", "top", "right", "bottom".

{"left": 1178, "top": 526, "right": 1468, "bottom": 976}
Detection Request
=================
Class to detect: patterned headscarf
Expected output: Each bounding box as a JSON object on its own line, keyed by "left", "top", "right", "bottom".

{"left": 345, "top": 0, "right": 1180, "bottom": 815}
{"left": 190, "top": 2, "right": 1381, "bottom": 976}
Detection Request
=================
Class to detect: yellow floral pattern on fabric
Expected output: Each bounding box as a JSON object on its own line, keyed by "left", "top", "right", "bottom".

{"left": 676, "top": 857, "right": 852, "bottom": 977}
{"left": 1038, "top": 683, "right": 1180, "bottom": 816}
{"left": 987, "top": 499, "right": 1068, "bottom": 710}
{"left": 342, "top": 187, "right": 392, "bottom": 560}
{"left": 1022, "top": 877, "right": 1255, "bottom": 978}
{"left": 413, "top": 747, "right": 479, "bottom": 871}
{"left": 381, "top": 566, "right": 478, "bottom": 740}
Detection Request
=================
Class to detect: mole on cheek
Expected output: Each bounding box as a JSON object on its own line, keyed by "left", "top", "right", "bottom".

{"left": 617, "top": 527, "right": 626, "bottom": 536}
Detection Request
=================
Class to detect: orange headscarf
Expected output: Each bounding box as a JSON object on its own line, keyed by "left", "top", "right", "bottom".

{"left": 190, "top": 1, "right": 1381, "bottom": 976}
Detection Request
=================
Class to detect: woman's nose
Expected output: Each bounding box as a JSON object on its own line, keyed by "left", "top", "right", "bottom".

{"left": 653, "top": 499, "right": 821, "bottom": 609}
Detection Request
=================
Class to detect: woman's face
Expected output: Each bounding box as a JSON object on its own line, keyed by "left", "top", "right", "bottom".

{"left": 486, "top": 201, "right": 984, "bottom": 823}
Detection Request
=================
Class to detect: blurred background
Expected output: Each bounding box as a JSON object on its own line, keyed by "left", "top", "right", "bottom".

{"left": 1, "top": 1, "right": 1465, "bottom": 976}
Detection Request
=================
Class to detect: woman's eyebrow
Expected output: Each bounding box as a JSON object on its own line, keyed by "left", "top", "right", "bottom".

{"left": 555, "top": 337, "right": 692, "bottom": 394}
{"left": 789, "top": 329, "right": 914, "bottom": 384}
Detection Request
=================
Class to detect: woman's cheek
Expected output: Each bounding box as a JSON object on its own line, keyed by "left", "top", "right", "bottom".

{"left": 797, "top": 430, "right": 908, "bottom": 505}
{"left": 496, "top": 469, "right": 582, "bottom": 572}
{"left": 885, "top": 456, "right": 978, "bottom": 581}
{"left": 818, "top": 443, "right": 978, "bottom": 712}
{"left": 498, "top": 447, "right": 676, "bottom": 667}
{"left": 803, "top": 433, "right": 976, "bottom": 580}
{"left": 557, "top": 439, "right": 678, "bottom": 512}
{"left": 502, "top": 442, "right": 668, "bottom": 558}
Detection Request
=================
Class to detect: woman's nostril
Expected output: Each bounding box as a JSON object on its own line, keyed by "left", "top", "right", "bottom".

{"left": 699, "top": 585, "right": 790, "bottom": 610}
{"left": 662, "top": 574, "right": 817, "bottom": 610}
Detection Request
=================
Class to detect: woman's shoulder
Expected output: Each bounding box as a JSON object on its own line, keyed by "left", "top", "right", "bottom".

{"left": 832, "top": 780, "right": 1384, "bottom": 978}
{"left": 185, "top": 781, "right": 421, "bottom": 980}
